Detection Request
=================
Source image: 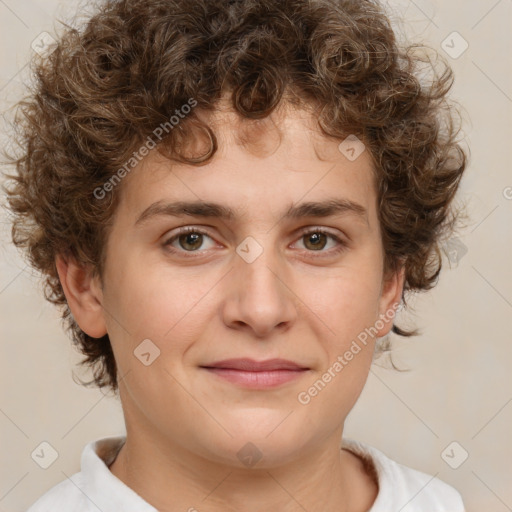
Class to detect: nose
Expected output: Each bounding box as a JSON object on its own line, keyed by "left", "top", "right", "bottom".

{"left": 221, "top": 244, "right": 298, "bottom": 338}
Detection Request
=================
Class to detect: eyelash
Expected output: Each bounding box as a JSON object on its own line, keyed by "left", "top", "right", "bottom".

{"left": 162, "top": 226, "right": 347, "bottom": 258}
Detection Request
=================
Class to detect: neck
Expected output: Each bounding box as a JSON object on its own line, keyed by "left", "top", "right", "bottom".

{"left": 108, "top": 425, "right": 377, "bottom": 512}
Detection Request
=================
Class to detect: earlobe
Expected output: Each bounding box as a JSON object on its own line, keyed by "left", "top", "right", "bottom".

{"left": 375, "top": 265, "right": 406, "bottom": 338}
{"left": 55, "top": 254, "right": 107, "bottom": 338}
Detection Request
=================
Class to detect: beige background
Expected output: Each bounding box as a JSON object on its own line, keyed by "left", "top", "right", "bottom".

{"left": 1, "top": 0, "right": 511, "bottom": 511}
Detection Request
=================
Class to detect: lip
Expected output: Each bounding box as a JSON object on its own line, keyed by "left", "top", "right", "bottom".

{"left": 200, "top": 358, "right": 310, "bottom": 389}
{"left": 203, "top": 358, "right": 308, "bottom": 371}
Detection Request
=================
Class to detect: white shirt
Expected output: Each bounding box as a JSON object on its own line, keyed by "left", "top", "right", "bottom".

{"left": 26, "top": 436, "right": 465, "bottom": 511}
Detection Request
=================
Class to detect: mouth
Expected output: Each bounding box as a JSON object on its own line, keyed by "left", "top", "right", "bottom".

{"left": 199, "top": 358, "right": 310, "bottom": 389}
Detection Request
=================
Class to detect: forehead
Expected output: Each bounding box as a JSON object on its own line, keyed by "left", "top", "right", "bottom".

{"left": 116, "top": 102, "right": 377, "bottom": 225}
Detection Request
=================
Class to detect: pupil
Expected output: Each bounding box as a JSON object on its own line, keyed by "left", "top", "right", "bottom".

{"left": 181, "top": 233, "right": 202, "bottom": 250}
{"left": 307, "top": 232, "right": 326, "bottom": 250}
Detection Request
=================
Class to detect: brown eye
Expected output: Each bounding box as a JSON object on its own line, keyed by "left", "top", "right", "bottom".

{"left": 303, "top": 232, "right": 328, "bottom": 251}
{"left": 294, "top": 228, "right": 347, "bottom": 257}
{"left": 177, "top": 232, "right": 204, "bottom": 251}
{"left": 163, "top": 227, "right": 216, "bottom": 254}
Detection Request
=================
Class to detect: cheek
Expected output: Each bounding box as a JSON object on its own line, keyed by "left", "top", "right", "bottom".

{"left": 296, "top": 270, "right": 381, "bottom": 413}
{"left": 102, "top": 258, "right": 220, "bottom": 364}
{"left": 301, "top": 262, "right": 383, "bottom": 339}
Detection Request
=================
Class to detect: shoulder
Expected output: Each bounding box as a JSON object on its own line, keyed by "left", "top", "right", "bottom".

{"left": 341, "top": 438, "right": 466, "bottom": 512}
{"left": 25, "top": 436, "right": 127, "bottom": 512}
{"left": 25, "top": 472, "right": 86, "bottom": 512}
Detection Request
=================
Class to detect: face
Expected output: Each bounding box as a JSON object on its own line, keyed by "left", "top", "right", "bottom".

{"left": 67, "top": 102, "right": 403, "bottom": 468}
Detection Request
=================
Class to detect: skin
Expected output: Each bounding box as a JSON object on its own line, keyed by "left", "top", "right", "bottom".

{"left": 56, "top": 99, "right": 405, "bottom": 512}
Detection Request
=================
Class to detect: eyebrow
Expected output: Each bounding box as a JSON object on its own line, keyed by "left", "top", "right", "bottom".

{"left": 134, "top": 198, "right": 368, "bottom": 226}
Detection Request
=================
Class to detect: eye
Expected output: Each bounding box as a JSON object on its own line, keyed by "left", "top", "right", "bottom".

{"left": 162, "top": 226, "right": 347, "bottom": 258}
{"left": 163, "top": 227, "right": 216, "bottom": 253}
{"left": 293, "top": 228, "right": 347, "bottom": 256}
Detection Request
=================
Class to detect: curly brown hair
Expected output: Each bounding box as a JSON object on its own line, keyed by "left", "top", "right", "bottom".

{"left": 3, "top": 0, "right": 468, "bottom": 394}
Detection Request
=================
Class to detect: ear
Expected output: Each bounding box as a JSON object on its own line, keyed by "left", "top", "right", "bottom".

{"left": 375, "top": 263, "right": 406, "bottom": 338}
{"left": 55, "top": 254, "right": 107, "bottom": 338}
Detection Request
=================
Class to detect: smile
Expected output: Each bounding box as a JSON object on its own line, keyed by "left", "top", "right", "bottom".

{"left": 201, "top": 367, "right": 309, "bottom": 388}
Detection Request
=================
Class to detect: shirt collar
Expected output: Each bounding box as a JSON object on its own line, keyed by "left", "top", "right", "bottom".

{"left": 80, "top": 435, "right": 158, "bottom": 511}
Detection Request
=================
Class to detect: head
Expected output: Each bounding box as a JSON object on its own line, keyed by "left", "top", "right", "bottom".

{"left": 4, "top": 0, "right": 466, "bottom": 465}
